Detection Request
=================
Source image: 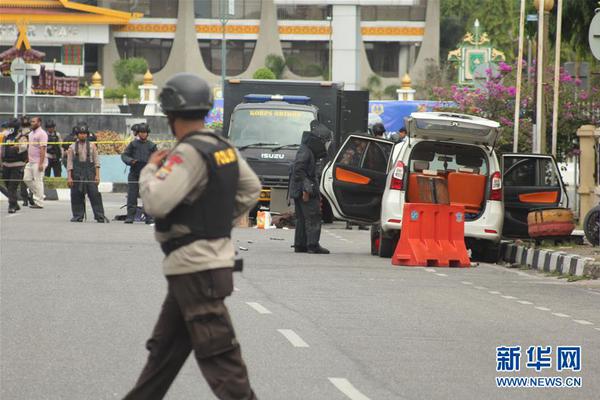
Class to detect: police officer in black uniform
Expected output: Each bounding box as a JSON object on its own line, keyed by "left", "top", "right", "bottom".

{"left": 121, "top": 122, "right": 157, "bottom": 223}
{"left": 66, "top": 125, "right": 108, "bottom": 223}
{"left": 44, "top": 119, "right": 63, "bottom": 177}
{"left": 1, "top": 118, "right": 28, "bottom": 213}
{"left": 289, "top": 120, "right": 332, "bottom": 254}
{"left": 123, "top": 73, "right": 260, "bottom": 400}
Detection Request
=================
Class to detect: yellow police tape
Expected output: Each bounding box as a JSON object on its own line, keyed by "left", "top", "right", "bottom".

{"left": 0, "top": 139, "right": 178, "bottom": 146}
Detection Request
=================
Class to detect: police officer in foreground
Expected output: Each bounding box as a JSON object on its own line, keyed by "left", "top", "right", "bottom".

{"left": 289, "top": 120, "right": 332, "bottom": 254}
{"left": 123, "top": 73, "right": 260, "bottom": 400}
{"left": 67, "top": 125, "right": 108, "bottom": 223}
{"left": 44, "top": 119, "right": 63, "bottom": 177}
{"left": 121, "top": 123, "right": 157, "bottom": 224}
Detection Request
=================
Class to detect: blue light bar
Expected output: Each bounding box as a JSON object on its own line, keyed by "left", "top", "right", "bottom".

{"left": 243, "top": 94, "right": 311, "bottom": 105}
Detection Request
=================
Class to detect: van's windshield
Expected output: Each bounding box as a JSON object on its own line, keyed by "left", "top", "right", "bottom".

{"left": 228, "top": 109, "right": 315, "bottom": 148}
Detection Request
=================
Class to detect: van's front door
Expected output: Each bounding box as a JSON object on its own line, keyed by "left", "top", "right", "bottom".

{"left": 502, "top": 154, "right": 568, "bottom": 237}
{"left": 321, "top": 135, "right": 394, "bottom": 224}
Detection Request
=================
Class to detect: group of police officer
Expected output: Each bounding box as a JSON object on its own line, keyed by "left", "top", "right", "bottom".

{"left": 1, "top": 72, "right": 341, "bottom": 399}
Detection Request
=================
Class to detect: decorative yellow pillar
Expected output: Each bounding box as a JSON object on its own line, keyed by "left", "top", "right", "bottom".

{"left": 89, "top": 71, "right": 104, "bottom": 99}
{"left": 138, "top": 69, "right": 158, "bottom": 115}
{"left": 396, "top": 73, "right": 416, "bottom": 101}
{"left": 576, "top": 125, "right": 600, "bottom": 227}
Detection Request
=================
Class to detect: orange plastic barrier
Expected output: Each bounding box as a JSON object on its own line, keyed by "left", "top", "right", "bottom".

{"left": 391, "top": 203, "right": 470, "bottom": 268}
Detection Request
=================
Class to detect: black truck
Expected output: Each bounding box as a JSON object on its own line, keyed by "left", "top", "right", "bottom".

{"left": 223, "top": 79, "right": 369, "bottom": 213}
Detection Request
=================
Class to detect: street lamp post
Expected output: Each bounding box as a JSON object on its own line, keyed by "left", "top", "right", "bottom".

{"left": 534, "top": 0, "right": 554, "bottom": 154}
{"left": 327, "top": 14, "right": 332, "bottom": 81}
{"left": 220, "top": 1, "right": 231, "bottom": 98}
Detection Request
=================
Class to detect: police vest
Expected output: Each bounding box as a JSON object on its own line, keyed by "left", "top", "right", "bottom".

{"left": 72, "top": 140, "right": 96, "bottom": 181}
{"left": 1, "top": 134, "right": 27, "bottom": 163}
{"left": 157, "top": 132, "right": 240, "bottom": 255}
{"left": 47, "top": 133, "right": 61, "bottom": 157}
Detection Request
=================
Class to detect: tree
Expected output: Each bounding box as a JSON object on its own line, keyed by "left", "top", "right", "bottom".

{"left": 113, "top": 58, "right": 148, "bottom": 88}
{"left": 560, "top": 0, "right": 598, "bottom": 60}
{"left": 265, "top": 54, "right": 286, "bottom": 79}
{"left": 365, "top": 74, "right": 383, "bottom": 99}
{"left": 253, "top": 67, "right": 276, "bottom": 80}
{"left": 428, "top": 62, "right": 600, "bottom": 159}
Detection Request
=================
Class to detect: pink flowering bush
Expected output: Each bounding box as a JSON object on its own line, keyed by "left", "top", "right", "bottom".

{"left": 428, "top": 62, "right": 600, "bottom": 158}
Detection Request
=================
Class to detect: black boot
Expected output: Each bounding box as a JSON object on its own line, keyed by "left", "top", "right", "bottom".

{"left": 308, "top": 245, "right": 330, "bottom": 254}
{"left": 294, "top": 246, "right": 308, "bottom": 253}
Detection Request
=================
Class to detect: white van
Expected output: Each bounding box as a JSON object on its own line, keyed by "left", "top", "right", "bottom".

{"left": 321, "top": 112, "right": 568, "bottom": 262}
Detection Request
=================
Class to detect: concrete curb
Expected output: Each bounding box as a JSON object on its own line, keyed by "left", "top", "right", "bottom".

{"left": 500, "top": 242, "right": 599, "bottom": 278}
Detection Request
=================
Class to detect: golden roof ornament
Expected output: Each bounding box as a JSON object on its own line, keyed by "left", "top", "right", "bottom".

{"left": 534, "top": 0, "right": 555, "bottom": 12}
{"left": 143, "top": 69, "right": 153, "bottom": 85}
{"left": 401, "top": 73, "right": 412, "bottom": 89}
{"left": 91, "top": 71, "right": 102, "bottom": 85}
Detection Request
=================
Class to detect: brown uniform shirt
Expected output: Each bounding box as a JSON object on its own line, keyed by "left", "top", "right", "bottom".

{"left": 67, "top": 140, "right": 100, "bottom": 171}
{"left": 140, "top": 130, "right": 261, "bottom": 276}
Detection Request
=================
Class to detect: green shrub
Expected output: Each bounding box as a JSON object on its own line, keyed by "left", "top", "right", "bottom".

{"left": 105, "top": 85, "right": 139, "bottom": 100}
{"left": 252, "top": 67, "right": 276, "bottom": 80}
{"left": 44, "top": 177, "right": 68, "bottom": 189}
{"left": 113, "top": 58, "right": 148, "bottom": 88}
{"left": 384, "top": 85, "right": 400, "bottom": 99}
{"left": 265, "top": 54, "right": 285, "bottom": 79}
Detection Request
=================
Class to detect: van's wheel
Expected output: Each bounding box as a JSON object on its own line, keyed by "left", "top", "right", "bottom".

{"left": 477, "top": 241, "right": 500, "bottom": 264}
{"left": 379, "top": 232, "right": 398, "bottom": 258}
{"left": 370, "top": 224, "right": 381, "bottom": 256}
{"left": 321, "top": 198, "right": 334, "bottom": 224}
{"left": 583, "top": 205, "right": 600, "bottom": 246}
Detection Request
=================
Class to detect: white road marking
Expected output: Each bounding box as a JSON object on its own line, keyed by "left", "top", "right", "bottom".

{"left": 573, "top": 320, "right": 594, "bottom": 326}
{"left": 501, "top": 295, "right": 518, "bottom": 300}
{"left": 424, "top": 268, "right": 436, "bottom": 273}
{"left": 435, "top": 273, "right": 448, "bottom": 277}
{"left": 517, "top": 300, "right": 533, "bottom": 305}
{"left": 474, "top": 286, "right": 487, "bottom": 290}
{"left": 488, "top": 291, "right": 501, "bottom": 295}
{"left": 552, "top": 313, "right": 571, "bottom": 318}
{"left": 245, "top": 302, "right": 272, "bottom": 314}
{"left": 234, "top": 287, "right": 240, "bottom": 292}
{"left": 535, "top": 306, "right": 551, "bottom": 311}
{"left": 595, "top": 328, "right": 600, "bottom": 332}
{"left": 461, "top": 281, "right": 473, "bottom": 285}
{"left": 277, "top": 329, "right": 309, "bottom": 348}
{"left": 328, "top": 378, "right": 371, "bottom": 400}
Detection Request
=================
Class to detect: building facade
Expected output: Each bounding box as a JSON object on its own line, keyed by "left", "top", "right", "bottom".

{"left": 1, "top": 0, "right": 439, "bottom": 93}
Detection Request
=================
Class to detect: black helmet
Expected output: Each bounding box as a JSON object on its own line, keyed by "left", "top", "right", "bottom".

{"left": 372, "top": 123, "right": 386, "bottom": 136}
{"left": 133, "top": 122, "right": 150, "bottom": 133}
{"left": 159, "top": 73, "right": 213, "bottom": 114}
{"left": 6, "top": 118, "right": 20, "bottom": 129}
{"left": 75, "top": 125, "right": 89, "bottom": 135}
{"left": 20, "top": 115, "right": 31, "bottom": 127}
{"left": 45, "top": 119, "right": 56, "bottom": 128}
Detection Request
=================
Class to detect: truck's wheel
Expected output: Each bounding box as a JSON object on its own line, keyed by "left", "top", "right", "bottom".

{"left": 379, "top": 233, "right": 398, "bottom": 258}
